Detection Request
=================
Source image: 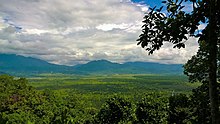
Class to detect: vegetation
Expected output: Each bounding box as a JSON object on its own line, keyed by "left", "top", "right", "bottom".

{"left": 27, "top": 74, "right": 195, "bottom": 93}
{"left": 0, "top": 74, "right": 218, "bottom": 123}
{"left": 1, "top": 0, "right": 220, "bottom": 123}
{"left": 137, "top": 0, "right": 220, "bottom": 123}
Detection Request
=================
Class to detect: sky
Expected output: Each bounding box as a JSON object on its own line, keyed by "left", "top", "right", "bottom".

{"left": 0, "top": 0, "right": 199, "bottom": 65}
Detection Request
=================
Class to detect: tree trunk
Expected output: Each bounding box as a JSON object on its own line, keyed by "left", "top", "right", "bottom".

{"left": 208, "top": 0, "right": 219, "bottom": 124}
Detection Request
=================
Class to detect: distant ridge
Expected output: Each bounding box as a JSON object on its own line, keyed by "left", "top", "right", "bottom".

{"left": 0, "top": 54, "right": 71, "bottom": 75}
{"left": 0, "top": 54, "right": 183, "bottom": 76}
{"left": 75, "top": 60, "right": 183, "bottom": 74}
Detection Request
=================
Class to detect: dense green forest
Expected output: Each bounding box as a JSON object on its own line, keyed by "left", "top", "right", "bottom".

{"left": 0, "top": 74, "right": 218, "bottom": 123}
{"left": 137, "top": 0, "right": 220, "bottom": 123}
{"left": 1, "top": 0, "right": 220, "bottom": 123}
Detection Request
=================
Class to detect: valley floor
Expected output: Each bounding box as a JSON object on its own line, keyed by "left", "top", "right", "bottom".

{"left": 0, "top": 74, "right": 204, "bottom": 124}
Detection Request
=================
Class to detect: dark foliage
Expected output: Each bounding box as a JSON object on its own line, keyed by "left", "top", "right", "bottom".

{"left": 190, "top": 82, "right": 220, "bottom": 124}
{"left": 137, "top": 0, "right": 220, "bottom": 123}
{"left": 95, "top": 96, "right": 133, "bottom": 124}
{"left": 135, "top": 93, "right": 168, "bottom": 124}
{"left": 168, "top": 94, "right": 191, "bottom": 124}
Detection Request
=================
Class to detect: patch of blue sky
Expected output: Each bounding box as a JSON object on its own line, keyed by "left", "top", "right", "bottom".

{"left": 132, "top": 0, "right": 193, "bottom": 13}
{"left": 131, "top": 0, "right": 163, "bottom": 7}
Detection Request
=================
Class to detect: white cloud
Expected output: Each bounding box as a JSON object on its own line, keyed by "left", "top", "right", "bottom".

{"left": 182, "top": 2, "right": 193, "bottom": 13}
{"left": 136, "top": 4, "right": 149, "bottom": 12}
{"left": 96, "top": 23, "right": 130, "bottom": 31}
{"left": 0, "top": 0, "right": 198, "bottom": 65}
{"left": 198, "top": 23, "right": 207, "bottom": 30}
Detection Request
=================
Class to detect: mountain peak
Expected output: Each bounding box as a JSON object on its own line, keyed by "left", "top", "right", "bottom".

{"left": 87, "top": 59, "right": 114, "bottom": 64}
{"left": 75, "top": 59, "right": 120, "bottom": 72}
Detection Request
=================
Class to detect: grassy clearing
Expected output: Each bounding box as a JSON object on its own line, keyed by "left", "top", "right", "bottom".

{"left": 28, "top": 74, "right": 200, "bottom": 94}
{"left": 26, "top": 74, "right": 201, "bottom": 110}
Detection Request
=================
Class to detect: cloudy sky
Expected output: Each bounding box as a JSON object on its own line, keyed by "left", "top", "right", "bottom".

{"left": 0, "top": 0, "right": 199, "bottom": 65}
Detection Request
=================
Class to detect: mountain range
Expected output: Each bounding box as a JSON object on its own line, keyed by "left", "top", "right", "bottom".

{"left": 0, "top": 54, "right": 183, "bottom": 76}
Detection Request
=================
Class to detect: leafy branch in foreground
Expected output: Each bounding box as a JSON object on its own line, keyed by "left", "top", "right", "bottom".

{"left": 137, "top": 0, "right": 220, "bottom": 123}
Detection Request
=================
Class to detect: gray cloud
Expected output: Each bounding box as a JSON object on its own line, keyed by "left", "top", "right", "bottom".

{"left": 0, "top": 0, "right": 198, "bottom": 65}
